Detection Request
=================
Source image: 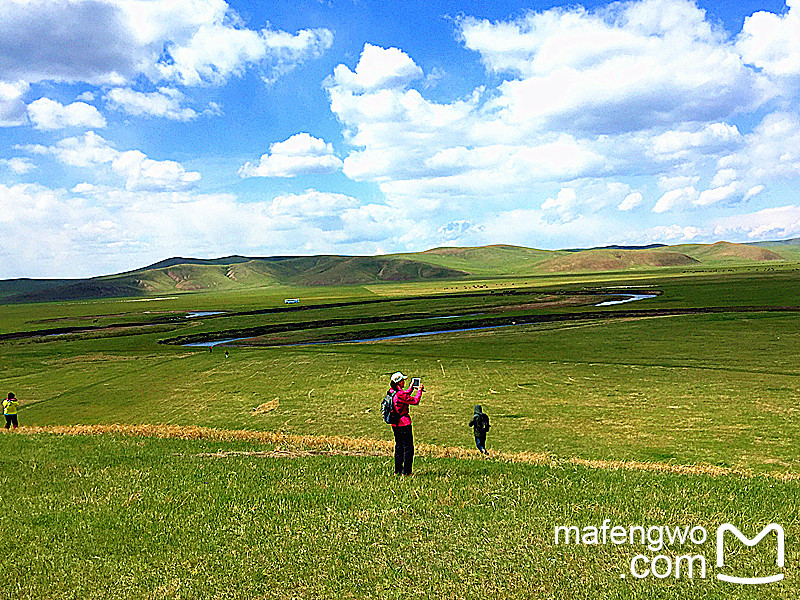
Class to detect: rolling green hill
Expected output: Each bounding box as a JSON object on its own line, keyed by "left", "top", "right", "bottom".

{"left": 3, "top": 238, "right": 800, "bottom": 303}
{"left": 527, "top": 241, "right": 788, "bottom": 274}
{"left": 535, "top": 248, "right": 699, "bottom": 272}
{"left": 263, "top": 255, "right": 468, "bottom": 286}
{"left": 396, "top": 240, "right": 798, "bottom": 275}
{"left": 674, "top": 241, "right": 784, "bottom": 263}
{"left": 749, "top": 237, "right": 800, "bottom": 260}
{"left": 0, "top": 278, "right": 79, "bottom": 299}
{"left": 1, "top": 256, "right": 469, "bottom": 303}
{"left": 391, "top": 244, "right": 563, "bottom": 276}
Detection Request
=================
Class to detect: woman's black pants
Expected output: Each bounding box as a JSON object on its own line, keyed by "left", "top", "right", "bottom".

{"left": 393, "top": 424, "right": 414, "bottom": 475}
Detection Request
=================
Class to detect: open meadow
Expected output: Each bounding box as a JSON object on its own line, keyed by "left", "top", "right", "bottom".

{"left": 8, "top": 0, "right": 800, "bottom": 595}
{"left": 2, "top": 260, "right": 800, "bottom": 598}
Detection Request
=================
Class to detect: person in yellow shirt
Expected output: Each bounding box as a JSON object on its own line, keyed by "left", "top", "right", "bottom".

{"left": 3, "top": 392, "right": 19, "bottom": 429}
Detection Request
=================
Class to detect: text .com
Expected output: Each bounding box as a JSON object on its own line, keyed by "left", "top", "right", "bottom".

{"left": 554, "top": 520, "right": 784, "bottom": 584}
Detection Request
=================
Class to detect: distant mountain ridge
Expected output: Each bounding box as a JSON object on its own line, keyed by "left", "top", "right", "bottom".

{"left": 1, "top": 238, "right": 798, "bottom": 303}
{"left": 139, "top": 255, "right": 303, "bottom": 271}
{"left": 563, "top": 243, "right": 668, "bottom": 252}
{"left": 0, "top": 255, "right": 470, "bottom": 302}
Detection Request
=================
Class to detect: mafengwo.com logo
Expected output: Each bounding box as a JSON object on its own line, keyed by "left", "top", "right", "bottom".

{"left": 554, "top": 521, "right": 785, "bottom": 583}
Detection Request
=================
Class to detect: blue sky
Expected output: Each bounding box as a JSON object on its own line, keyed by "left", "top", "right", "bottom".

{"left": 1, "top": 0, "right": 799, "bottom": 277}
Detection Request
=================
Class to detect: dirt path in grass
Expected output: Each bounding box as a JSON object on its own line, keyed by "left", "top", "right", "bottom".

{"left": 14, "top": 423, "right": 800, "bottom": 481}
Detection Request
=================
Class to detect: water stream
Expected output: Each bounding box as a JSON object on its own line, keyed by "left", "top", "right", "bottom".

{"left": 594, "top": 293, "right": 657, "bottom": 306}
{"left": 184, "top": 294, "right": 656, "bottom": 348}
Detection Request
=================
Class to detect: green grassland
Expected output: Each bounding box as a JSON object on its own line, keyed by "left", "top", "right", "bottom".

{"left": 2, "top": 265, "right": 800, "bottom": 470}
{"left": 6, "top": 301, "right": 800, "bottom": 472}
{"left": 2, "top": 245, "right": 800, "bottom": 598}
{"left": 2, "top": 433, "right": 799, "bottom": 600}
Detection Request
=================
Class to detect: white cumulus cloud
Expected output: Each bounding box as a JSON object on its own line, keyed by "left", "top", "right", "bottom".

{"left": 20, "top": 131, "right": 200, "bottom": 191}
{"left": 27, "top": 97, "right": 106, "bottom": 130}
{"left": 695, "top": 182, "right": 740, "bottom": 206}
{"left": 330, "top": 43, "right": 423, "bottom": 90}
{"left": 322, "top": 0, "right": 793, "bottom": 224}
{"left": 0, "top": 157, "right": 36, "bottom": 174}
{"left": 460, "top": 0, "right": 763, "bottom": 135}
{"left": 0, "top": 80, "right": 29, "bottom": 126}
{"left": 723, "top": 111, "right": 800, "bottom": 181}
{"left": 619, "top": 192, "right": 643, "bottom": 211}
{"left": 326, "top": 43, "right": 608, "bottom": 205}
{"left": 239, "top": 133, "right": 343, "bottom": 178}
{"left": 0, "top": 0, "right": 333, "bottom": 87}
{"left": 651, "top": 122, "right": 742, "bottom": 158}
{"left": 637, "top": 224, "right": 703, "bottom": 243}
{"left": 714, "top": 204, "right": 800, "bottom": 240}
{"left": 653, "top": 186, "right": 698, "bottom": 213}
{"left": 736, "top": 0, "right": 800, "bottom": 77}
{"left": 105, "top": 87, "right": 198, "bottom": 120}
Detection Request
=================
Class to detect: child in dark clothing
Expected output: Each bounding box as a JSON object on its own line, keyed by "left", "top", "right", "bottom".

{"left": 468, "top": 405, "right": 490, "bottom": 455}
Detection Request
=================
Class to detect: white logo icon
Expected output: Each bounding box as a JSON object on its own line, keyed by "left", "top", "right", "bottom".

{"left": 716, "top": 524, "right": 784, "bottom": 584}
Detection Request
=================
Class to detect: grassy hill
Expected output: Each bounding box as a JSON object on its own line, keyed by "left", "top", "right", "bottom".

{"left": 2, "top": 256, "right": 468, "bottom": 303}
{"left": 0, "top": 278, "right": 79, "bottom": 299}
{"left": 535, "top": 248, "right": 699, "bottom": 272}
{"left": 391, "top": 244, "right": 563, "bottom": 276}
{"left": 3, "top": 238, "right": 800, "bottom": 303}
{"left": 527, "top": 241, "right": 789, "bottom": 273}
{"left": 676, "top": 241, "right": 784, "bottom": 263}
{"left": 749, "top": 237, "right": 800, "bottom": 260}
{"left": 395, "top": 240, "right": 796, "bottom": 275}
{"left": 258, "top": 255, "right": 468, "bottom": 286}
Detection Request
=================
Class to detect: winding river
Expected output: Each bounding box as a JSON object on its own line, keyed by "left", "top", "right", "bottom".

{"left": 185, "top": 293, "right": 657, "bottom": 348}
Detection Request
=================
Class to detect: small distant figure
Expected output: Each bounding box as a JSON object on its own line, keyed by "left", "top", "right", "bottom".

{"left": 4, "top": 392, "right": 19, "bottom": 430}
{"left": 468, "top": 404, "right": 490, "bottom": 455}
{"left": 224, "top": 349, "right": 229, "bottom": 359}
{"left": 208, "top": 346, "right": 213, "bottom": 354}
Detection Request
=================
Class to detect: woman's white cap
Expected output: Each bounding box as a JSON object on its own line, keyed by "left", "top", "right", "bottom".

{"left": 390, "top": 372, "right": 407, "bottom": 383}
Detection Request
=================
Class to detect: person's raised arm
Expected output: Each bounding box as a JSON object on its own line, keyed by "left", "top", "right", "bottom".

{"left": 397, "top": 384, "right": 424, "bottom": 405}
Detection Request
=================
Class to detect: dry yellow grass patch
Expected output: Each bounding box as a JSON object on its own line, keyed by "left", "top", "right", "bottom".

{"left": 252, "top": 398, "right": 280, "bottom": 414}
{"left": 15, "top": 424, "right": 800, "bottom": 481}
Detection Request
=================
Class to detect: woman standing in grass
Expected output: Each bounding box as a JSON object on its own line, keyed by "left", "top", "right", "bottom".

{"left": 389, "top": 372, "right": 424, "bottom": 476}
{"left": 3, "top": 392, "right": 19, "bottom": 430}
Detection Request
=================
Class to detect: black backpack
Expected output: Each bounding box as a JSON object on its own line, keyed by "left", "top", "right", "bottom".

{"left": 475, "top": 412, "right": 490, "bottom": 434}
{"left": 381, "top": 390, "right": 400, "bottom": 425}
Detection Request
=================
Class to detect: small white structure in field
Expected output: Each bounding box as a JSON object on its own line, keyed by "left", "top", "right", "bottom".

{"left": 284, "top": 298, "right": 300, "bottom": 304}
